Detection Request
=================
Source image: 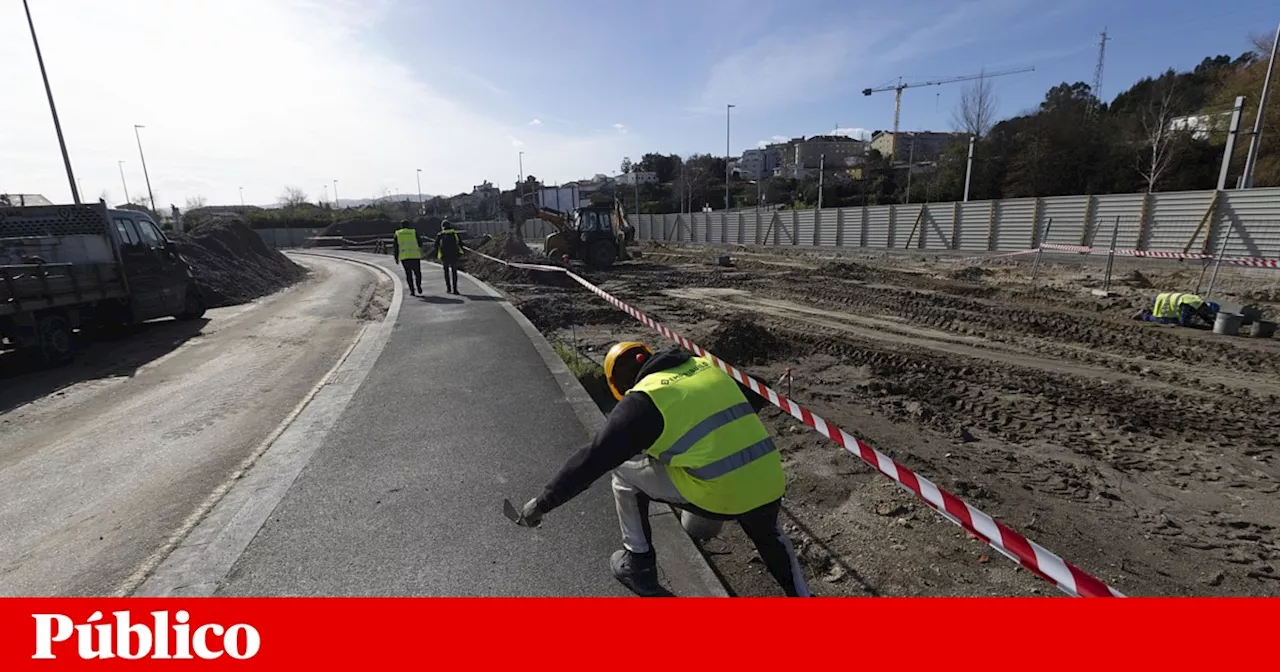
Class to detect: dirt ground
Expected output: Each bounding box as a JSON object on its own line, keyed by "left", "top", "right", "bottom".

{"left": 469, "top": 237, "right": 1280, "bottom": 597}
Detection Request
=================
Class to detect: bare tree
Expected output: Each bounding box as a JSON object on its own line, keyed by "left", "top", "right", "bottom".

{"left": 185, "top": 195, "right": 207, "bottom": 210}
{"left": 279, "top": 186, "right": 308, "bottom": 208}
{"left": 1137, "top": 78, "right": 1184, "bottom": 193}
{"left": 952, "top": 72, "right": 998, "bottom": 138}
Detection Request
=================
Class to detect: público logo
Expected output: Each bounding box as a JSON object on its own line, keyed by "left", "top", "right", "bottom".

{"left": 32, "top": 610, "right": 260, "bottom": 660}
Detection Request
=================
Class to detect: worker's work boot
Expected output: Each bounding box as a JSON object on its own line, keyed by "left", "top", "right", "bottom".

{"left": 610, "top": 549, "right": 663, "bottom": 597}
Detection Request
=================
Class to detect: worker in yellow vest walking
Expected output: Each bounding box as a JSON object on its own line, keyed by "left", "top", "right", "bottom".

{"left": 432, "top": 220, "right": 465, "bottom": 295}
{"left": 392, "top": 221, "right": 424, "bottom": 296}
{"left": 509, "top": 342, "right": 810, "bottom": 597}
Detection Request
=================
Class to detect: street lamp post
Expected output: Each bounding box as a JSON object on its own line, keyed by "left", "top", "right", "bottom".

{"left": 239, "top": 187, "right": 245, "bottom": 207}
{"left": 333, "top": 180, "right": 339, "bottom": 208}
{"left": 725, "top": 104, "right": 735, "bottom": 211}
{"left": 133, "top": 125, "right": 156, "bottom": 213}
{"left": 118, "top": 161, "right": 130, "bottom": 205}
{"left": 416, "top": 168, "right": 424, "bottom": 214}
{"left": 23, "top": 0, "right": 79, "bottom": 204}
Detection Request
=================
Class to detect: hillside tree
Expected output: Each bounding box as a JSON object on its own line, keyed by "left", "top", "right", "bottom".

{"left": 279, "top": 187, "right": 308, "bottom": 208}
{"left": 952, "top": 72, "right": 998, "bottom": 138}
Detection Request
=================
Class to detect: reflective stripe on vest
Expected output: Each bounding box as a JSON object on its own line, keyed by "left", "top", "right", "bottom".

{"left": 395, "top": 229, "right": 421, "bottom": 261}
{"left": 631, "top": 356, "right": 785, "bottom": 515}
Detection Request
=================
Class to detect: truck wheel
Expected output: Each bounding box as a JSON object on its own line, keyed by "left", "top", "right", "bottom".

{"left": 177, "top": 287, "right": 207, "bottom": 321}
{"left": 587, "top": 241, "right": 617, "bottom": 268}
{"left": 38, "top": 315, "right": 74, "bottom": 364}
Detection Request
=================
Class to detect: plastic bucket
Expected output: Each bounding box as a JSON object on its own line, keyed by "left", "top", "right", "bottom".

{"left": 679, "top": 510, "right": 724, "bottom": 540}
{"left": 1214, "top": 312, "right": 1244, "bottom": 336}
{"left": 1250, "top": 320, "right": 1277, "bottom": 339}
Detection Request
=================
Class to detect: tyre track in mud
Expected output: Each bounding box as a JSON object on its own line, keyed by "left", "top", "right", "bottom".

{"left": 487, "top": 254, "right": 1280, "bottom": 595}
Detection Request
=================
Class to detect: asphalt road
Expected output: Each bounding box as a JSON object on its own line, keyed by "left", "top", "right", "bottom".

{"left": 0, "top": 255, "right": 380, "bottom": 596}
{"left": 216, "top": 255, "right": 638, "bottom": 596}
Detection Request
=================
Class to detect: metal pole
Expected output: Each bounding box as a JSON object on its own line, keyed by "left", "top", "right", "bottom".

{"left": 817, "top": 154, "right": 825, "bottom": 210}
{"left": 239, "top": 187, "right": 245, "bottom": 207}
{"left": 1241, "top": 21, "right": 1279, "bottom": 189}
{"left": 1031, "top": 217, "right": 1054, "bottom": 285}
{"left": 333, "top": 180, "right": 339, "bottom": 208}
{"left": 1205, "top": 218, "right": 1236, "bottom": 301}
{"left": 134, "top": 125, "right": 155, "bottom": 213}
{"left": 725, "top": 104, "right": 735, "bottom": 211}
{"left": 118, "top": 161, "right": 129, "bottom": 204}
{"left": 1103, "top": 216, "right": 1120, "bottom": 293}
{"left": 416, "top": 169, "right": 423, "bottom": 214}
{"left": 905, "top": 135, "right": 916, "bottom": 204}
{"left": 23, "top": 0, "right": 79, "bottom": 204}
{"left": 963, "top": 136, "right": 976, "bottom": 202}
{"left": 1218, "top": 96, "right": 1246, "bottom": 190}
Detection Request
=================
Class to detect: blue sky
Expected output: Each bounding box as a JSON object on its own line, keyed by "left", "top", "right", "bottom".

{"left": 2, "top": 0, "right": 1275, "bottom": 206}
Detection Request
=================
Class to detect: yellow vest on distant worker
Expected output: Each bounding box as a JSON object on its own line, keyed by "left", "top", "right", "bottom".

{"left": 630, "top": 356, "right": 785, "bottom": 515}
{"left": 395, "top": 228, "right": 421, "bottom": 261}
{"left": 1153, "top": 292, "right": 1203, "bottom": 319}
{"left": 437, "top": 228, "right": 464, "bottom": 260}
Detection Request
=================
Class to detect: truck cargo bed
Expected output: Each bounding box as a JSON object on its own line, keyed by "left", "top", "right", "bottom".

{"left": 0, "top": 262, "right": 127, "bottom": 317}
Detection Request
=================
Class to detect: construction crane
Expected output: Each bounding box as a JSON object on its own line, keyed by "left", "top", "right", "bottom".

{"left": 862, "top": 66, "right": 1035, "bottom": 162}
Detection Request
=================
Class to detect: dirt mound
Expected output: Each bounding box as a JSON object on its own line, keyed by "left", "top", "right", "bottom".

{"left": 947, "top": 266, "right": 993, "bottom": 282}
{"left": 1120, "top": 270, "right": 1153, "bottom": 288}
{"left": 702, "top": 314, "right": 792, "bottom": 365}
{"left": 174, "top": 220, "right": 307, "bottom": 308}
{"left": 477, "top": 231, "right": 534, "bottom": 260}
{"left": 815, "top": 261, "right": 873, "bottom": 280}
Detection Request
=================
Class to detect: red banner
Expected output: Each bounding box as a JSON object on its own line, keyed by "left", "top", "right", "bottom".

{"left": 0, "top": 598, "right": 1275, "bottom": 668}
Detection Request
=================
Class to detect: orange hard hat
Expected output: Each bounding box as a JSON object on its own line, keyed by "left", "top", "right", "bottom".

{"left": 604, "top": 341, "right": 653, "bottom": 400}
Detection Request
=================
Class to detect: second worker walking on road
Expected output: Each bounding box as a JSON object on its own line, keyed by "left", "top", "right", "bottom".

{"left": 433, "top": 220, "right": 465, "bottom": 295}
{"left": 392, "top": 221, "right": 424, "bottom": 296}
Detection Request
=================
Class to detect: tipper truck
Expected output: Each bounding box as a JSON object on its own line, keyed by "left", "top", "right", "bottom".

{"left": 0, "top": 200, "right": 205, "bottom": 364}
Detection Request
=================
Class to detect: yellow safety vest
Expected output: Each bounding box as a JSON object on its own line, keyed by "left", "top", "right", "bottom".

{"left": 630, "top": 356, "right": 785, "bottom": 515}
{"left": 437, "top": 228, "right": 463, "bottom": 260}
{"left": 395, "top": 228, "right": 422, "bottom": 261}
{"left": 1152, "top": 292, "right": 1203, "bottom": 319}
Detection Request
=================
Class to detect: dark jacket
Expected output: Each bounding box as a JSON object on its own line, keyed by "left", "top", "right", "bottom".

{"left": 534, "top": 348, "right": 770, "bottom": 514}
{"left": 433, "top": 229, "right": 464, "bottom": 262}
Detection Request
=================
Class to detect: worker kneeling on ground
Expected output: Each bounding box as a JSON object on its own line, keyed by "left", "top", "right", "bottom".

{"left": 433, "top": 219, "right": 465, "bottom": 295}
{"left": 1135, "top": 291, "right": 1219, "bottom": 327}
{"left": 392, "top": 221, "right": 424, "bottom": 296}
{"left": 510, "top": 342, "right": 810, "bottom": 597}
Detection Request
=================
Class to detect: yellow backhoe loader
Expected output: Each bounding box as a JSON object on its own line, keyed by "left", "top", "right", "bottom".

{"left": 516, "top": 198, "right": 634, "bottom": 268}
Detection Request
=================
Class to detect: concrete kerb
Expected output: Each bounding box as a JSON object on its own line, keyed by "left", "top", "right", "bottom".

{"left": 441, "top": 261, "right": 730, "bottom": 598}
{"left": 128, "top": 251, "right": 401, "bottom": 596}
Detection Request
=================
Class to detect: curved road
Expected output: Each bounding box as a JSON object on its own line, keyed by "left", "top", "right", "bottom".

{"left": 0, "top": 255, "right": 385, "bottom": 596}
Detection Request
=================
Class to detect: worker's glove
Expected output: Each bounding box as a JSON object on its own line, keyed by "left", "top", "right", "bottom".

{"left": 516, "top": 497, "right": 543, "bottom": 528}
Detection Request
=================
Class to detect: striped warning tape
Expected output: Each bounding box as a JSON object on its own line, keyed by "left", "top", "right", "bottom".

{"left": 1039, "top": 243, "right": 1280, "bottom": 268}
{"left": 467, "top": 248, "right": 1124, "bottom": 598}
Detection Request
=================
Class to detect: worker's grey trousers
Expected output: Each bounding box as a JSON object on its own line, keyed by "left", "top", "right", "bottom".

{"left": 611, "top": 455, "right": 811, "bottom": 597}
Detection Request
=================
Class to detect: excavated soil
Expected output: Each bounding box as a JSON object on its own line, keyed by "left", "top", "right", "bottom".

{"left": 175, "top": 220, "right": 307, "bottom": 307}
{"left": 487, "top": 241, "right": 1280, "bottom": 597}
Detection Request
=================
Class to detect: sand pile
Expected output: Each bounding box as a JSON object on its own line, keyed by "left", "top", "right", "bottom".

{"left": 174, "top": 220, "right": 307, "bottom": 307}
{"left": 702, "top": 314, "right": 792, "bottom": 365}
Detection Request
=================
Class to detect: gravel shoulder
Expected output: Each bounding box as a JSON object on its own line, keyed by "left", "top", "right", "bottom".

{"left": 0, "top": 255, "right": 387, "bottom": 596}
{"left": 468, "top": 239, "right": 1280, "bottom": 597}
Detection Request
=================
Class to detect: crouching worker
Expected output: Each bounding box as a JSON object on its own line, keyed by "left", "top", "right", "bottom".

{"left": 508, "top": 342, "right": 810, "bottom": 597}
{"left": 1135, "top": 292, "right": 1219, "bottom": 327}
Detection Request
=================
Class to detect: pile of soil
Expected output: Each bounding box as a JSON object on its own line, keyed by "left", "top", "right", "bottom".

{"left": 477, "top": 231, "right": 535, "bottom": 260}
{"left": 175, "top": 219, "right": 307, "bottom": 308}
{"left": 702, "top": 314, "right": 792, "bottom": 365}
{"left": 947, "top": 266, "right": 993, "bottom": 282}
{"left": 815, "top": 261, "right": 874, "bottom": 280}
{"left": 1120, "top": 269, "right": 1154, "bottom": 288}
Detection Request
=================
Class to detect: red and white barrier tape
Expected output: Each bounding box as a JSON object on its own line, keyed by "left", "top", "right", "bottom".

{"left": 468, "top": 248, "right": 1123, "bottom": 598}
{"left": 1039, "top": 243, "right": 1280, "bottom": 268}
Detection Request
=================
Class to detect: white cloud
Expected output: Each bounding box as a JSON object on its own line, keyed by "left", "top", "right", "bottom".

{"left": 528, "top": 118, "right": 543, "bottom": 126}
{"left": 0, "top": 0, "right": 633, "bottom": 206}
{"left": 613, "top": 123, "right": 628, "bottom": 133}
{"left": 756, "top": 135, "right": 791, "bottom": 148}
